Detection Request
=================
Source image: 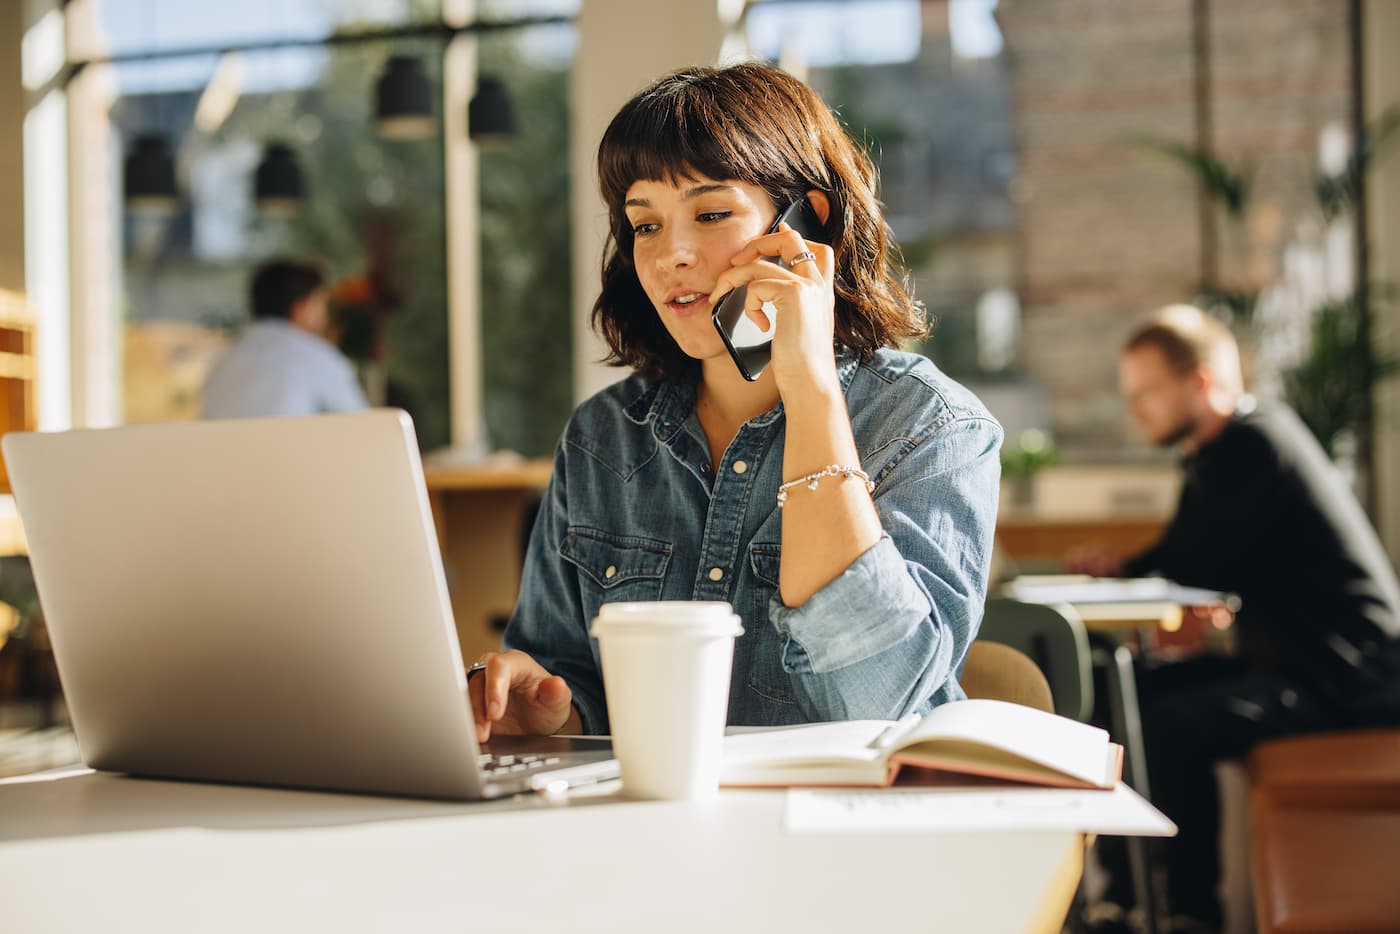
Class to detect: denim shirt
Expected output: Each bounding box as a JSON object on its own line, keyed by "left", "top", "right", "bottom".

{"left": 504, "top": 347, "right": 1002, "bottom": 733}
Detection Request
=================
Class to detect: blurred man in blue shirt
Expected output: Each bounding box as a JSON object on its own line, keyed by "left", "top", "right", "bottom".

{"left": 201, "top": 259, "right": 369, "bottom": 419}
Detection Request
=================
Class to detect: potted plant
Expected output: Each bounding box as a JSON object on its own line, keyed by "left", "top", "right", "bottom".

{"left": 1001, "top": 428, "right": 1058, "bottom": 510}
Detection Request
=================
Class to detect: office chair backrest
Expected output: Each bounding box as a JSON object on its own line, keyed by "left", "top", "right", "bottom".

{"left": 960, "top": 641, "right": 1055, "bottom": 714}
{"left": 978, "top": 597, "right": 1094, "bottom": 722}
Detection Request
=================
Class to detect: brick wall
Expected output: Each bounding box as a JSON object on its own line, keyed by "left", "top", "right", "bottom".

{"left": 998, "top": 0, "right": 1352, "bottom": 453}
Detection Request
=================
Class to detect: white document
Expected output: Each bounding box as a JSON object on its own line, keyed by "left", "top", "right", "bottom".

{"left": 784, "top": 782, "right": 1177, "bottom": 836}
{"left": 1005, "top": 575, "right": 1228, "bottom": 607}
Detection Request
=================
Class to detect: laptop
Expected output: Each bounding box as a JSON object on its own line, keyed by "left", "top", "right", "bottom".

{"left": 2, "top": 409, "right": 617, "bottom": 800}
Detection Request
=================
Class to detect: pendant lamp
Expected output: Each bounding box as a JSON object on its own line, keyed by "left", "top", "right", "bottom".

{"left": 468, "top": 75, "right": 516, "bottom": 150}
{"left": 123, "top": 134, "right": 179, "bottom": 214}
{"left": 254, "top": 142, "right": 304, "bottom": 217}
{"left": 375, "top": 55, "right": 435, "bottom": 140}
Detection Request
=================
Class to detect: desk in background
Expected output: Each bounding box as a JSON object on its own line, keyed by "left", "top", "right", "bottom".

{"left": 0, "top": 769, "right": 1084, "bottom": 933}
{"left": 995, "top": 513, "right": 1167, "bottom": 569}
{"left": 1005, "top": 575, "right": 1236, "bottom": 645}
{"left": 424, "top": 460, "right": 552, "bottom": 666}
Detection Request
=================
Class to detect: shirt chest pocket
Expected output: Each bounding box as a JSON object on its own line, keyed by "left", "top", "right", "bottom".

{"left": 559, "top": 526, "right": 672, "bottom": 605}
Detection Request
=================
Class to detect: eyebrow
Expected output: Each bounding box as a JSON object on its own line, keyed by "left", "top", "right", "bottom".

{"left": 624, "top": 183, "right": 738, "bottom": 209}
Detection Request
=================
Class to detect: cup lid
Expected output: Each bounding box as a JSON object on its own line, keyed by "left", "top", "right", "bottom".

{"left": 590, "top": 601, "right": 743, "bottom": 638}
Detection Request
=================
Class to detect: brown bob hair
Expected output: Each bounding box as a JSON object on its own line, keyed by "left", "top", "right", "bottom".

{"left": 592, "top": 62, "right": 928, "bottom": 381}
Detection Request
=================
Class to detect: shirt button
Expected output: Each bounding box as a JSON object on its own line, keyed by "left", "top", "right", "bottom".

{"left": 732, "top": 460, "right": 748, "bottom": 474}
{"left": 701, "top": 463, "right": 710, "bottom": 473}
{"left": 605, "top": 565, "right": 617, "bottom": 579}
{"left": 708, "top": 567, "right": 724, "bottom": 582}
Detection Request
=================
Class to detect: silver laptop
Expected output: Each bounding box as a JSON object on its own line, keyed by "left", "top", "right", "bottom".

{"left": 3, "top": 409, "right": 616, "bottom": 800}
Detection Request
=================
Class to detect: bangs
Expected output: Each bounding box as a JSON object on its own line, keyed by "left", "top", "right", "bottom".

{"left": 597, "top": 70, "right": 804, "bottom": 215}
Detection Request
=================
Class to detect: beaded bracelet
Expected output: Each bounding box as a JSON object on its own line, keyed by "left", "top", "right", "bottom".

{"left": 776, "top": 464, "right": 874, "bottom": 508}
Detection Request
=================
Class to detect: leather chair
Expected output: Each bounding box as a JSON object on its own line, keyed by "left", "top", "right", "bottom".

{"left": 1247, "top": 728, "right": 1400, "bottom": 933}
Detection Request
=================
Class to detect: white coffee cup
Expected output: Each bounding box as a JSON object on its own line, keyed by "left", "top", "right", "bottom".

{"left": 590, "top": 601, "right": 743, "bottom": 800}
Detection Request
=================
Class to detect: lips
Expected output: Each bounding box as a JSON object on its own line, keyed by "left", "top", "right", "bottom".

{"left": 663, "top": 288, "right": 712, "bottom": 315}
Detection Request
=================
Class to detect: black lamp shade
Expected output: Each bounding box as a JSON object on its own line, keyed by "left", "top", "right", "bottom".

{"left": 123, "top": 134, "right": 179, "bottom": 214}
{"left": 375, "top": 55, "right": 435, "bottom": 140}
{"left": 255, "top": 143, "right": 304, "bottom": 216}
{"left": 469, "top": 75, "right": 516, "bottom": 150}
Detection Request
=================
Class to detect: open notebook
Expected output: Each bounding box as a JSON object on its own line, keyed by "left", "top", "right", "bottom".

{"left": 722, "top": 698, "right": 1122, "bottom": 789}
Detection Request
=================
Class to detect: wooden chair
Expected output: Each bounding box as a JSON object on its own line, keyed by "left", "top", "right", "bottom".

{"left": 978, "top": 597, "right": 1094, "bottom": 721}
{"left": 961, "top": 640, "right": 1055, "bottom": 713}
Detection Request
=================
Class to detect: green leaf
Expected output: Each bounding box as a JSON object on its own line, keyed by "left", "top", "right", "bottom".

{"left": 1283, "top": 290, "right": 1400, "bottom": 456}
{"left": 1316, "top": 107, "right": 1400, "bottom": 222}
{"left": 1130, "top": 138, "right": 1252, "bottom": 218}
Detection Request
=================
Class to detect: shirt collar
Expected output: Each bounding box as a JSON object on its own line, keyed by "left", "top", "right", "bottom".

{"left": 623, "top": 346, "right": 862, "bottom": 441}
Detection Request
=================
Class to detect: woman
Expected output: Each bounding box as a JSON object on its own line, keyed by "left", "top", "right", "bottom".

{"left": 470, "top": 62, "right": 1001, "bottom": 739}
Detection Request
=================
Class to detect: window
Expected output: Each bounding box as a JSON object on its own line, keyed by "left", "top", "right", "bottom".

{"left": 77, "top": 0, "right": 578, "bottom": 458}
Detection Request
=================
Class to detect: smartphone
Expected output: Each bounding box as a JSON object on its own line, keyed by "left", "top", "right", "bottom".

{"left": 711, "top": 195, "right": 827, "bottom": 381}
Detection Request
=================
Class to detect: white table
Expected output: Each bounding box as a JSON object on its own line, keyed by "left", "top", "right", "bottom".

{"left": 0, "top": 769, "right": 1082, "bottom": 933}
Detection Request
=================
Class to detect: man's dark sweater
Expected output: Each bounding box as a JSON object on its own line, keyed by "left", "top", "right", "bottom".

{"left": 1123, "top": 400, "right": 1400, "bottom": 719}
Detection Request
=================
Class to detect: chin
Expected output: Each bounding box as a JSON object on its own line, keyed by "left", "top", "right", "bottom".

{"left": 660, "top": 324, "right": 724, "bottom": 363}
{"left": 1152, "top": 423, "right": 1195, "bottom": 448}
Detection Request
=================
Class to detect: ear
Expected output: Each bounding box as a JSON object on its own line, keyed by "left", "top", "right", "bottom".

{"left": 288, "top": 297, "right": 311, "bottom": 326}
{"left": 1192, "top": 365, "right": 1212, "bottom": 394}
{"left": 805, "top": 189, "right": 832, "bottom": 226}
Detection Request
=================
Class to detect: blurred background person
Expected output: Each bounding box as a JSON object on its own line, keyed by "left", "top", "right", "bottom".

{"left": 200, "top": 259, "right": 369, "bottom": 419}
{"left": 1070, "top": 304, "right": 1400, "bottom": 930}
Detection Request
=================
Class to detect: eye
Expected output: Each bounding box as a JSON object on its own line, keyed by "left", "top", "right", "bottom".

{"left": 697, "top": 211, "right": 731, "bottom": 223}
{"left": 631, "top": 222, "right": 659, "bottom": 236}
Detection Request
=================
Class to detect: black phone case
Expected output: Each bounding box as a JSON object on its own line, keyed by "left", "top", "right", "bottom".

{"left": 711, "top": 197, "right": 827, "bottom": 381}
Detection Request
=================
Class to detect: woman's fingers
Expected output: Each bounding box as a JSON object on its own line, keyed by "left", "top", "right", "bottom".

{"left": 470, "top": 650, "right": 515, "bottom": 729}
{"left": 470, "top": 651, "right": 498, "bottom": 741}
{"left": 485, "top": 655, "right": 514, "bottom": 720}
{"left": 711, "top": 263, "right": 822, "bottom": 314}
{"left": 729, "top": 226, "right": 833, "bottom": 273}
{"left": 532, "top": 675, "right": 573, "bottom": 721}
{"left": 744, "top": 304, "right": 774, "bottom": 332}
{"left": 469, "top": 650, "right": 573, "bottom": 738}
{"left": 714, "top": 243, "right": 833, "bottom": 311}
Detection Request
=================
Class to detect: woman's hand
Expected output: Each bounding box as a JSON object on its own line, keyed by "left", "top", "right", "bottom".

{"left": 468, "top": 648, "right": 578, "bottom": 743}
{"left": 713, "top": 223, "right": 840, "bottom": 400}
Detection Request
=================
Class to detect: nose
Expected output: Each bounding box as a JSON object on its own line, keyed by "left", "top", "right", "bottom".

{"left": 654, "top": 227, "right": 697, "bottom": 271}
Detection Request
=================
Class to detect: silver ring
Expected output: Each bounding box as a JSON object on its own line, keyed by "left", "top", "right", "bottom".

{"left": 467, "top": 661, "right": 488, "bottom": 680}
{"left": 788, "top": 250, "right": 817, "bottom": 269}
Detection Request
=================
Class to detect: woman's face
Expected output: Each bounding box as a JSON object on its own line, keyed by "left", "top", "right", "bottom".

{"left": 623, "top": 174, "right": 778, "bottom": 365}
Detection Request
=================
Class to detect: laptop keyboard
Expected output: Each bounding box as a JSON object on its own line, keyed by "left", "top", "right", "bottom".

{"left": 477, "top": 752, "right": 563, "bottom": 777}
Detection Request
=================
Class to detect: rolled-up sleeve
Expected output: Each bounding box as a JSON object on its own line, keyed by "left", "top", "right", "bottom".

{"left": 768, "top": 413, "right": 1003, "bottom": 721}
